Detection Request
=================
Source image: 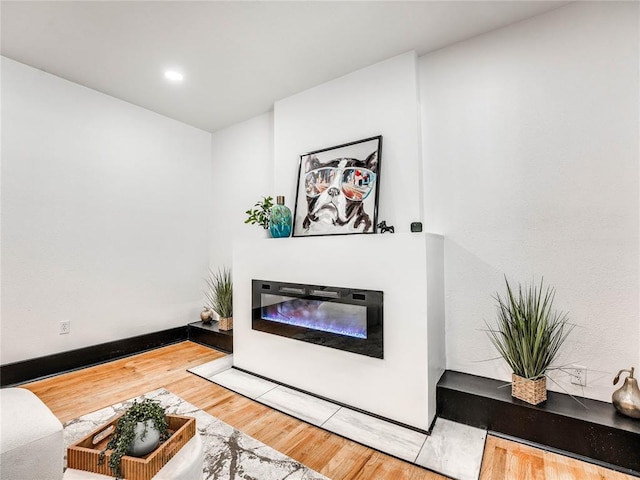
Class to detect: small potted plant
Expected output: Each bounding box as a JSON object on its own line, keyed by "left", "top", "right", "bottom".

{"left": 245, "top": 196, "right": 274, "bottom": 230}
{"left": 98, "top": 398, "right": 169, "bottom": 477}
{"left": 205, "top": 267, "right": 233, "bottom": 331}
{"left": 485, "top": 277, "right": 574, "bottom": 405}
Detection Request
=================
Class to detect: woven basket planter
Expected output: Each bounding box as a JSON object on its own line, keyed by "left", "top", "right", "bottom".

{"left": 219, "top": 317, "right": 233, "bottom": 331}
{"left": 512, "top": 374, "right": 547, "bottom": 405}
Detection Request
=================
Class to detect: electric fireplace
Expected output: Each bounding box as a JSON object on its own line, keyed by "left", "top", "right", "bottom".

{"left": 252, "top": 280, "right": 383, "bottom": 358}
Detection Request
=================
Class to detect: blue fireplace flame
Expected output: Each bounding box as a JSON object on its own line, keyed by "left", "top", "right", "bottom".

{"left": 261, "top": 296, "right": 367, "bottom": 339}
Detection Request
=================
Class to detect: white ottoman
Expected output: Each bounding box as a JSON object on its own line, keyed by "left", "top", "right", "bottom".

{"left": 0, "top": 388, "right": 64, "bottom": 480}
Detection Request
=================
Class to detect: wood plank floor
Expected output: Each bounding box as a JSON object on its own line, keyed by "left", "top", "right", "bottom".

{"left": 479, "top": 436, "right": 634, "bottom": 480}
{"left": 22, "top": 341, "right": 634, "bottom": 480}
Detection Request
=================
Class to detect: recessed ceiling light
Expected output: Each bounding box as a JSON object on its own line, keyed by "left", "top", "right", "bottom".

{"left": 164, "top": 70, "right": 184, "bottom": 82}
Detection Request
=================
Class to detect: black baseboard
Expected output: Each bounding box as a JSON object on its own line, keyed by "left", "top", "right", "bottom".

{"left": 233, "top": 366, "right": 430, "bottom": 435}
{"left": 0, "top": 326, "right": 189, "bottom": 387}
{"left": 437, "top": 370, "right": 640, "bottom": 476}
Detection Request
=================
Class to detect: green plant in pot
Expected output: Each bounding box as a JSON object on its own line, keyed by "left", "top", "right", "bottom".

{"left": 98, "top": 398, "right": 169, "bottom": 477}
{"left": 205, "top": 267, "right": 233, "bottom": 331}
{"left": 245, "top": 196, "right": 274, "bottom": 230}
{"left": 485, "top": 277, "right": 574, "bottom": 405}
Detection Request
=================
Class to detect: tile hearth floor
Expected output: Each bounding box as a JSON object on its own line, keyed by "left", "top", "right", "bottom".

{"left": 189, "top": 357, "right": 486, "bottom": 480}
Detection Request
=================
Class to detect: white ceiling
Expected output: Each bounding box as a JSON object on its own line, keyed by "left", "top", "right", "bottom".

{"left": 1, "top": 1, "right": 569, "bottom": 133}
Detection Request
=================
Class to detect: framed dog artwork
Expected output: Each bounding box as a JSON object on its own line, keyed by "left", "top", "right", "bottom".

{"left": 292, "top": 136, "right": 382, "bottom": 237}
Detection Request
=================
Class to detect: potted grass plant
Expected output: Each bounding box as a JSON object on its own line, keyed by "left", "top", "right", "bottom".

{"left": 205, "top": 267, "right": 233, "bottom": 331}
{"left": 485, "top": 277, "right": 574, "bottom": 405}
{"left": 98, "top": 398, "right": 169, "bottom": 477}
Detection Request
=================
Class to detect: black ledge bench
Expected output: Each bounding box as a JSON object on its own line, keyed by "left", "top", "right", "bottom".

{"left": 437, "top": 370, "right": 640, "bottom": 477}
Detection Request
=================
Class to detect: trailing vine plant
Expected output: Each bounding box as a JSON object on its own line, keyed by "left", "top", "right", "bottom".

{"left": 98, "top": 398, "right": 169, "bottom": 477}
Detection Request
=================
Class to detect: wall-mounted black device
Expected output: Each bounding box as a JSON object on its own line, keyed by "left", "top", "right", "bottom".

{"left": 410, "top": 222, "right": 422, "bottom": 232}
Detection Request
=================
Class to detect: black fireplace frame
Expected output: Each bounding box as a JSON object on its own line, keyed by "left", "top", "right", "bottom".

{"left": 252, "top": 279, "right": 384, "bottom": 358}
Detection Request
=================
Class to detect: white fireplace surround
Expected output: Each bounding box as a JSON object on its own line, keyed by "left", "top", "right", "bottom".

{"left": 233, "top": 232, "right": 444, "bottom": 430}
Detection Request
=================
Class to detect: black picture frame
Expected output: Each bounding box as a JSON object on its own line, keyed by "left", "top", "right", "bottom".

{"left": 292, "top": 135, "right": 382, "bottom": 237}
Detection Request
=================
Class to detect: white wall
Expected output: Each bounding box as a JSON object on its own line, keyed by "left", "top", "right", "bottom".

{"left": 420, "top": 1, "right": 639, "bottom": 401}
{"left": 227, "top": 52, "right": 445, "bottom": 429}
{"left": 1, "top": 57, "right": 212, "bottom": 364}
{"left": 209, "top": 112, "right": 273, "bottom": 271}
{"left": 210, "top": 2, "right": 639, "bottom": 406}
{"left": 233, "top": 233, "right": 443, "bottom": 430}
{"left": 274, "top": 51, "right": 423, "bottom": 233}
{"left": 7, "top": 0, "right": 626, "bottom": 409}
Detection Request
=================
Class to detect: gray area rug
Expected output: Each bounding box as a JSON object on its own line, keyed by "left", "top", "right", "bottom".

{"left": 63, "top": 388, "right": 328, "bottom": 480}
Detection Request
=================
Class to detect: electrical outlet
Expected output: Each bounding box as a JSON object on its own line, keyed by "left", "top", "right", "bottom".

{"left": 59, "top": 320, "right": 70, "bottom": 335}
{"left": 570, "top": 365, "right": 586, "bottom": 387}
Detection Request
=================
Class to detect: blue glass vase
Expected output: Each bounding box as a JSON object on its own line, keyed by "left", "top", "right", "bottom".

{"left": 269, "top": 195, "right": 292, "bottom": 238}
